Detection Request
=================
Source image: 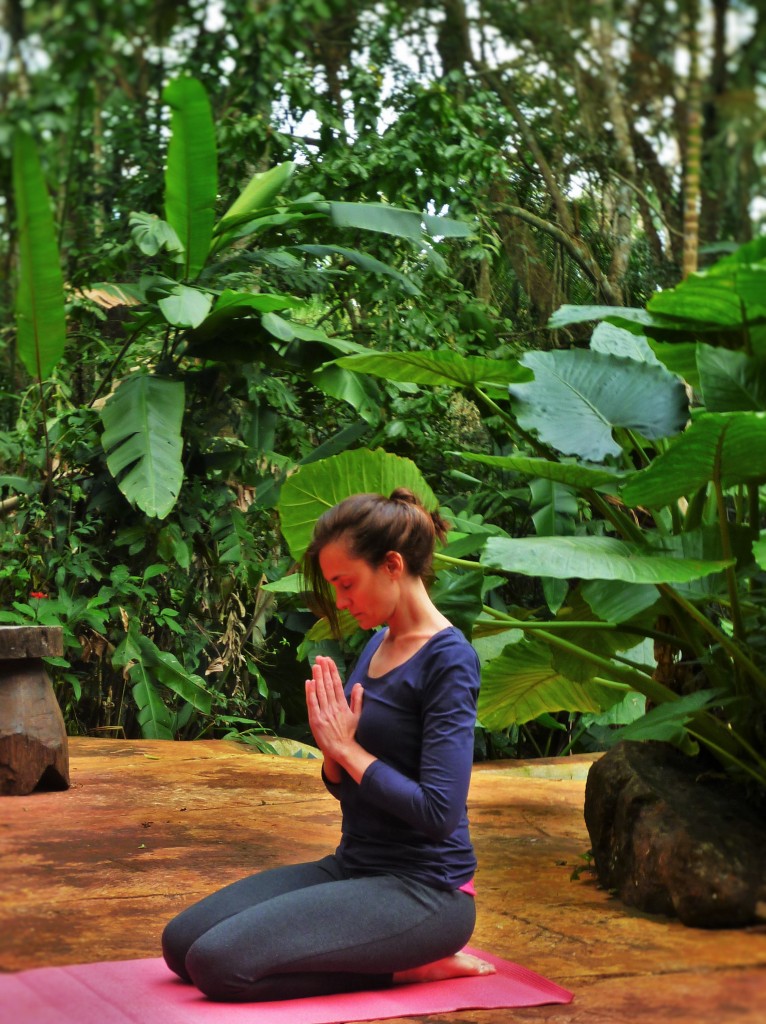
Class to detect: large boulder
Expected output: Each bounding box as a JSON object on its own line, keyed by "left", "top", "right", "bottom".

{"left": 584, "top": 740, "right": 766, "bottom": 928}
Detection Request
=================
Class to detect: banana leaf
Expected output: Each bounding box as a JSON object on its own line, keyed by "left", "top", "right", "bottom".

{"left": 100, "top": 374, "right": 185, "bottom": 519}
{"left": 163, "top": 76, "right": 217, "bottom": 279}
{"left": 12, "top": 130, "right": 66, "bottom": 378}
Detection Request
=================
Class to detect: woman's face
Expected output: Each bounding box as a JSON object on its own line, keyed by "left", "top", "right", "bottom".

{"left": 318, "top": 538, "right": 402, "bottom": 630}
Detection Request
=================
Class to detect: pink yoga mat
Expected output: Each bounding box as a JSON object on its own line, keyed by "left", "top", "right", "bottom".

{"left": 1, "top": 947, "right": 573, "bottom": 1024}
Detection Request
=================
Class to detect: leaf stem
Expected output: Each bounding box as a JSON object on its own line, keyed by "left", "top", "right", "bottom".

{"left": 711, "top": 426, "right": 745, "bottom": 645}
{"left": 659, "top": 583, "right": 766, "bottom": 695}
{"left": 477, "top": 606, "right": 743, "bottom": 761}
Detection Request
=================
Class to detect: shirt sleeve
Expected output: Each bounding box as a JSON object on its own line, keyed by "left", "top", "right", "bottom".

{"left": 356, "top": 637, "right": 479, "bottom": 840}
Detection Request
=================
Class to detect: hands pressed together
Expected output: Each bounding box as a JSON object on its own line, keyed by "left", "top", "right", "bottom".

{"left": 305, "top": 655, "right": 374, "bottom": 784}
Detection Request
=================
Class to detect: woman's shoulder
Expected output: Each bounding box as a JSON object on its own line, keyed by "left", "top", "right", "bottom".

{"left": 428, "top": 624, "right": 474, "bottom": 651}
{"left": 423, "top": 626, "right": 479, "bottom": 670}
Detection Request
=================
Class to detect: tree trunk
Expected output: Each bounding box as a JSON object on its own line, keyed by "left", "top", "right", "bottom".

{"left": 681, "top": 0, "right": 702, "bottom": 278}
{"left": 593, "top": 0, "right": 639, "bottom": 302}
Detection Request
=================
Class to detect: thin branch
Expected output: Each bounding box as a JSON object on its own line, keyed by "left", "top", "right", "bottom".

{"left": 496, "top": 203, "right": 623, "bottom": 304}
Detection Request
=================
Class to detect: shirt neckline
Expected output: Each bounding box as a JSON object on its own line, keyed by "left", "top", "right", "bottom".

{"left": 365, "top": 625, "right": 456, "bottom": 680}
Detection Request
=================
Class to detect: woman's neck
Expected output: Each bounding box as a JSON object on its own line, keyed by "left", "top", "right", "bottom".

{"left": 384, "top": 577, "right": 450, "bottom": 642}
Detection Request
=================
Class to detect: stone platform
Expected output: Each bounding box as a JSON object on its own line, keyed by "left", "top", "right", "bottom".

{"left": 1, "top": 738, "right": 765, "bottom": 1022}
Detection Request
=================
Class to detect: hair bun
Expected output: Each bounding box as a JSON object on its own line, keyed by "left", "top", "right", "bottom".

{"left": 389, "top": 487, "right": 420, "bottom": 506}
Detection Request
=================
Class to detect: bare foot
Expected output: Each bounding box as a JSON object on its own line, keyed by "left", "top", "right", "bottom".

{"left": 394, "top": 951, "right": 496, "bottom": 985}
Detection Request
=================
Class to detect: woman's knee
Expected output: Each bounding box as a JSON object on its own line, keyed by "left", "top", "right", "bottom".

{"left": 161, "top": 914, "right": 193, "bottom": 981}
{"left": 184, "top": 933, "right": 256, "bottom": 1002}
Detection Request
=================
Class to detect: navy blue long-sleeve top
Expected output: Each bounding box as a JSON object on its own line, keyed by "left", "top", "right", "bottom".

{"left": 322, "top": 626, "right": 479, "bottom": 891}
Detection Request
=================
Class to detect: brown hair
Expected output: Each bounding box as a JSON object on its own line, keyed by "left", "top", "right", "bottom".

{"left": 303, "top": 488, "right": 449, "bottom": 632}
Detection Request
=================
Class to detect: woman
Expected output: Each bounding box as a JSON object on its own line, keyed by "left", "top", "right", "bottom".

{"left": 162, "top": 488, "right": 494, "bottom": 1001}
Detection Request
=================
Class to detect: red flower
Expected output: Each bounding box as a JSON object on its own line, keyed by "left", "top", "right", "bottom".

{"left": 30, "top": 591, "right": 48, "bottom": 600}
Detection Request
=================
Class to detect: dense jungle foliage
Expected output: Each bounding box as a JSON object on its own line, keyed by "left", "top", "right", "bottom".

{"left": 3, "top": 0, "right": 766, "bottom": 794}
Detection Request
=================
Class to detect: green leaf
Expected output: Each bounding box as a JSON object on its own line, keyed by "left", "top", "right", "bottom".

{"left": 188, "top": 289, "right": 302, "bottom": 348}
{"left": 12, "top": 130, "right": 67, "bottom": 378}
{"left": 697, "top": 344, "right": 766, "bottom": 411}
{"left": 163, "top": 76, "right": 217, "bottom": 279}
{"left": 0, "top": 474, "right": 39, "bottom": 495}
{"left": 707, "top": 235, "right": 766, "bottom": 269}
{"left": 326, "top": 200, "right": 471, "bottom": 239}
{"left": 430, "top": 570, "right": 484, "bottom": 637}
{"left": 134, "top": 633, "right": 211, "bottom": 713}
{"left": 580, "top": 690, "right": 646, "bottom": 729}
{"left": 481, "top": 535, "right": 731, "bottom": 584}
{"left": 311, "top": 365, "right": 382, "bottom": 425}
{"left": 442, "top": 508, "right": 510, "bottom": 539}
{"left": 548, "top": 304, "right": 657, "bottom": 329}
{"left": 646, "top": 525, "right": 751, "bottom": 599}
{"left": 100, "top": 374, "right": 185, "bottom": 519}
{"left": 260, "top": 313, "right": 365, "bottom": 354}
{"left": 621, "top": 411, "right": 766, "bottom": 507}
{"left": 456, "top": 453, "right": 623, "bottom": 491}
{"left": 590, "top": 322, "right": 661, "bottom": 364}
{"left": 216, "top": 161, "right": 296, "bottom": 233}
{"left": 129, "top": 212, "right": 184, "bottom": 257}
{"left": 158, "top": 284, "right": 213, "bottom": 327}
{"left": 298, "top": 244, "right": 421, "bottom": 296}
{"left": 278, "top": 448, "right": 436, "bottom": 561}
{"left": 422, "top": 212, "right": 475, "bottom": 238}
{"left": 602, "top": 689, "right": 724, "bottom": 750}
{"left": 754, "top": 531, "right": 766, "bottom": 571}
{"left": 478, "top": 640, "right": 624, "bottom": 729}
{"left": 508, "top": 350, "right": 689, "bottom": 461}
{"left": 216, "top": 289, "right": 302, "bottom": 315}
{"left": 157, "top": 522, "right": 191, "bottom": 570}
{"left": 184, "top": 312, "right": 275, "bottom": 362}
{"left": 261, "top": 574, "right": 303, "bottom": 594}
{"left": 304, "top": 608, "right": 360, "bottom": 641}
{"left": 528, "top": 477, "right": 577, "bottom": 615}
{"left": 649, "top": 266, "right": 766, "bottom": 326}
{"left": 529, "top": 478, "right": 578, "bottom": 534}
{"left": 580, "top": 579, "right": 659, "bottom": 622}
{"left": 549, "top": 593, "right": 643, "bottom": 683}
{"left": 648, "top": 341, "right": 700, "bottom": 387}
{"left": 130, "top": 668, "right": 174, "bottom": 739}
{"left": 335, "top": 350, "right": 531, "bottom": 387}
{"left": 472, "top": 627, "right": 524, "bottom": 664}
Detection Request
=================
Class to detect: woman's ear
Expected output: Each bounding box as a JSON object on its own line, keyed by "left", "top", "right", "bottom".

{"left": 384, "top": 551, "right": 404, "bottom": 577}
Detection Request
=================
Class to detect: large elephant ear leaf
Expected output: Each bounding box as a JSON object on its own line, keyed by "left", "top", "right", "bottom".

{"left": 163, "top": 76, "right": 217, "bottom": 280}
{"left": 278, "top": 448, "right": 436, "bottom": 561}
{"left": 335, "top": 349, "right": 530, "bottom": 387}
{"left": 509, "top": 350, "right": 689, "bottom": 461}
{"left": 620, "top": 411, "right": 766, "bottom": 508}
{"left": 478, "top": 639, "right": 624, "bottom": 729}
{"left": 100, "top": 374, "right": 185, "bottom": 519}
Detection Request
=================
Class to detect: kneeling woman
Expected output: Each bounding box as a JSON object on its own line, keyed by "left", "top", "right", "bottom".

{"left": 162, "top": 488, "right": 493, "bottom": 1001}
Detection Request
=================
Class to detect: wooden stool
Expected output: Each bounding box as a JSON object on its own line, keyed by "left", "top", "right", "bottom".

{"left": 0, "top": 625, "right": 70, "bottom": 795}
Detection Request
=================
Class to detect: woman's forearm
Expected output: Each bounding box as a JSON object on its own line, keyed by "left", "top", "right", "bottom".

{"left": 322, "top": 753, "right": 343, "bottom": 784}
{"left": 332, "top": 740, "right": 377, "bottom": 784}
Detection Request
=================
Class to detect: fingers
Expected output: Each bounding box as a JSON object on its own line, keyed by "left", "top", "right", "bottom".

{"left": 312, "top": 656, "right": 345, "bottom": 708}
{"left": 350, "top": 682, "right": 364, "bottom": 717}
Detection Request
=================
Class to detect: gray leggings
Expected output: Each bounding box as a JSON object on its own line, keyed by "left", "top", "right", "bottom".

{"left": 162, "top": 854, "right": 476, "bottom": 1002}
